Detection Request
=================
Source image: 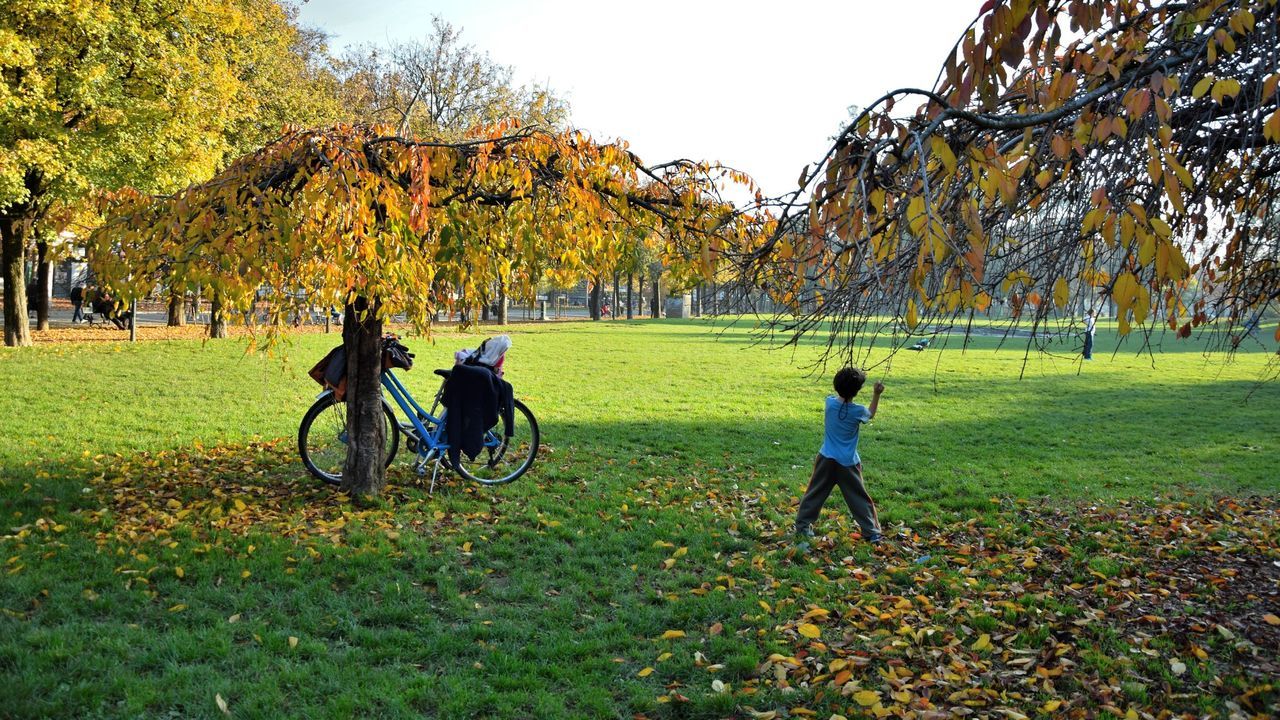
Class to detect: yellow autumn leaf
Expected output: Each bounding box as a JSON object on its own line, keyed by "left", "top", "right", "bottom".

{"left": 1263, "top": 614, "right": 1280, "bottom": 626}
{"left": 168, "top": 604, "right": 186, "bottom": 613}
{"left": 797, "top": 623, "right": 821, "bottom": 639}
{"left": 215, "top": 693, "right": 230, "bottom": 716}
{"left": 637, "top": 666, "right": 654, "bottom": 677}
{"left": 289, "top": 636, "right": 299, "bottom": 648}
{"left": 930, "top": 136, "right": 956, "bottom": 174}
{"left": 852, "top": 689, "right": 881, "bottom": 707}
{"left": 175, "top": 567, "right": 185, "bottom": 578}
{"left": 971, "top": 633, "right": 992, "bottom": 651}
{"left": 660, "top": 630, "right": 685, "bottom": 640}
{"left": 1042, "top": 700, "right": 1062, "bottom": 712}
{"left": 1052, "top": 278, "right": 1069, "bottom": 309}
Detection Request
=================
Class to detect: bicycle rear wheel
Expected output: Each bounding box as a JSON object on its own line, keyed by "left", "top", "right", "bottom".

{"left": 298, "top": 393, "right": 400, "bottom": 485}
{"left": 451, "top": 399, "right": 539, "bottom": 485}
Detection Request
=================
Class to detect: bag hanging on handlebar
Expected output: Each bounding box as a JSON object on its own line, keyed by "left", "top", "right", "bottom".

{"left": 308, "top": 335, "right": 414, "bottom": 401}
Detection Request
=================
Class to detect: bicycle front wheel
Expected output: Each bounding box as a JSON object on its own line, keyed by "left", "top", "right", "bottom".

{"left": 298, "top": 393, "right": 400, "bottom": 485}
{"left": 452, "top": 399, "right": 539, "bottom": 486}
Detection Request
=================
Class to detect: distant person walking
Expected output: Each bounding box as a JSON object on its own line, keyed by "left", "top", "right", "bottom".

{"left": 70, "top": 285, "right": 85, "bottom": 323}
{"left": 1083, "top": 311, "right": 1096, "bottom": 360}
{"left": 794, "top": 367, "right": 886, "bottom": 547}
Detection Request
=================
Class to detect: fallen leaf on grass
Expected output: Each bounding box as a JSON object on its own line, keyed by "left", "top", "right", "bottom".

{"left": 797, "top": 623, "right": 821, "bottom": 639}
{"left": 852, "top": 690, "right": 881, "bottom": 706}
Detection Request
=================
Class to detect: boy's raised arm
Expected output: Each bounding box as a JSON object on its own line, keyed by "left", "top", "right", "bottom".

{"left": 867, "top": 382, "right": 885, "bottom": 419}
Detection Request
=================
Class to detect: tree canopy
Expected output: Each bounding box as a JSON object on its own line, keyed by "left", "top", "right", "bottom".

{"left": 91, "top": 122, "right": 756, "bottom": 334}
{"left": 735, "top": 0, "right": 1279, "bottom": 365}
{"left": 333, "top": 16, "right": 569, "bottom": 140}
{"left": 90, "top": 121, "right": 761, "bottom": 492}
{"left": 0, "top": 0, "right": 340, "bottom": 345}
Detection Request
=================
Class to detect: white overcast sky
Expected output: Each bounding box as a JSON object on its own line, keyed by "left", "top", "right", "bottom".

{"left": 297, "top": 0, "right": 983, "bottom": 199}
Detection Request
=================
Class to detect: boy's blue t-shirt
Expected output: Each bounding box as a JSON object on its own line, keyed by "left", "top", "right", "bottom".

{"left": 819, "top": 395, "right": 872, "bottom": 467}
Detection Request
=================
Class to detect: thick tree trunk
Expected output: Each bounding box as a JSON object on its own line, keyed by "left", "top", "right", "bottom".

{"left": 637, "top": 273, "right": 645, "bottom": 318}
{"left": 208, "top": 292, "right": 227, "bottom": 338}
{"left": 341, "top": 297, "right": 386, "bottom": 496}
{"left": 497, "top": 282, "right": 508, "bottom": 325}
{"left": 1, "top": 214, "right": 32, "bottom": 347}
{"left": 626, "top": 273, "right": 635, "bottom": 320}
{"left": 167, "top": 290, "right": 186, "bottom": 327}
{"left": 35, "top": 242, "right": 50, "bottom": 331}
{"left": 589, "top": 278, "right": 601, "bottom": 321}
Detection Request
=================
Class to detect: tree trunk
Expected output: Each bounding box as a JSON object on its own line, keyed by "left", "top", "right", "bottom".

{"left": 651, "top": 270, "right": 661, "bottom": 318}
{"left": 497, "top": 282, "right": 508, "bottom": 325}
{"left": 0, "top": 214, "right": 32, "bottom": 347}
{"left": 611, "top": 271, "right": 620, "bottom": 318}
{"left": 167, "top": 290, "right": 186, "bottom": 327}
{"left": 589, "top": 278, "right": 601, "bottom": 321}
{"left": 209, "top": 292, "right": 227, "bottom": 338}
{"left": 35, "top": 241, "right": 50, "bottom": 331}
{"left": 342, "top": 297, "right": 386, "bottom": 496}
{"left": 637, "top": 273, "right": 645, "bottom": 318}
{"left": 626, "top": 273, "right": 635, "bottom": 320}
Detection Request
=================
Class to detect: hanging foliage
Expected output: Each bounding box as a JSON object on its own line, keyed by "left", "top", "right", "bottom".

{"left": 733, "top": 0, "right": 1279, "bottom": 365}
{"left": 90, "top": 121, "right": 764, "bottom": 493}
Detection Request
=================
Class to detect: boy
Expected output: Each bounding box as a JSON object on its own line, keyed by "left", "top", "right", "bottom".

{"left": 795, "top": 367, "right": 885, "bottom": 545}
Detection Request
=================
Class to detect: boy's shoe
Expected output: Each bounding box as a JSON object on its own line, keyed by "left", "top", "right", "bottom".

{"left": 866, "top": 532, "right": 886, "bottom": 544}
{"left": 794, "top": 525, "right": 815, "bottom": 539}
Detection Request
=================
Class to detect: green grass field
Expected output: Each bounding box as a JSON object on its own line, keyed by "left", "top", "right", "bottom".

{"left": 2, "top": 319, "right": 1277, "bottom": 719}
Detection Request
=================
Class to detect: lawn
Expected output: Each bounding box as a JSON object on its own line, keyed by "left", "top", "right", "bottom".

{"left": 1, "top": 318, "right": 1277, "bottom": 719}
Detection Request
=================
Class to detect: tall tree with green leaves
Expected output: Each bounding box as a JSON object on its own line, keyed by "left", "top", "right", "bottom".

{"left": 0, "top": 0, "right": 340, "bottom": 346}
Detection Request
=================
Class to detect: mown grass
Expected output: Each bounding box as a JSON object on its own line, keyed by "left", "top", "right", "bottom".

{"left": 1, "top": 318, "right": 1277, "bottom": 719}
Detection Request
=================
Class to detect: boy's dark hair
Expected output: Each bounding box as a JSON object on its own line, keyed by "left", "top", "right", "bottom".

{"left": 833, "top": 367, "right": 866, "bottom": 400}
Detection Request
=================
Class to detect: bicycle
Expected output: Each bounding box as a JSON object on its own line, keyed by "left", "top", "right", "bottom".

{"left": 297, "top": 349, "right": 539, "bottom": 490}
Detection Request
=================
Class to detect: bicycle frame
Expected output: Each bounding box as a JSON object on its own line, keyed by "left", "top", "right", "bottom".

{"left": 380, "top": 369, "right": 448, "bottom": 457}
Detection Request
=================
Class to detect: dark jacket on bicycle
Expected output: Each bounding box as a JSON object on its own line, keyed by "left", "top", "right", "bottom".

{"left": 443, "top": 362, "right": 514, "bottom": 467}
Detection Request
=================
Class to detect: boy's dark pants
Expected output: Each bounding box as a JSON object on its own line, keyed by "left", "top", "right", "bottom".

{"left": 796, "top": 454, "right": 880, "bottom": 537}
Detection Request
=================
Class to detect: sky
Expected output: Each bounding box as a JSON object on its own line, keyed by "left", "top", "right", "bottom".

{"left": 296, "top": 0, "right": 983, "bottom": 200}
